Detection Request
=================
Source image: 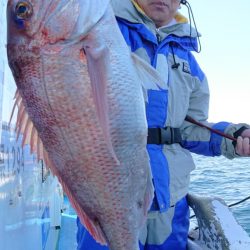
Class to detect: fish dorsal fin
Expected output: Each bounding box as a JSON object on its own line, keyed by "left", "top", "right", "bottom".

{"left": 131, "top": 53, "right": 168, "bottom": 101}
{"left": 84, "top": 45, "right": 119, "bottom": 165}
{"left": 11, "top": 90, "right": 47, "bottom": 162}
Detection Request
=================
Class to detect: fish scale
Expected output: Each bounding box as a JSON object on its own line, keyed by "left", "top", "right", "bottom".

{"left": 7, "top": 1, "right": 168, "bottom": 249}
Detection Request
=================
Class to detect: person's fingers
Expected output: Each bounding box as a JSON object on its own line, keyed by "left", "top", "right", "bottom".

{"left": 236, "top": 136, "right": 250, "bottom": 156}
{"left": 236, "top": 136, "right": 243, "bottom": 155}
{"left": 242, "top": 137, "right": 250, "bottom": 155}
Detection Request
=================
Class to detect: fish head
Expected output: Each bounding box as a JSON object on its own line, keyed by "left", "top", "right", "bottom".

{"left": 7, "top": 0, "right": 82, "bottom": 48}
{"left": 7, "top": 0, "right": 111, "bottom": 77}
{"left": 7, "top": 0, "right": 111, "bottom": 47}
{"left": 7, "top": 0, "right": 110, "bottom": 87}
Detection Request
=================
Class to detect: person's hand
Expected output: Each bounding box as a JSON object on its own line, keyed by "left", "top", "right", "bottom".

{"left": 235, "top": 129, "right": 250, "bottom": 156}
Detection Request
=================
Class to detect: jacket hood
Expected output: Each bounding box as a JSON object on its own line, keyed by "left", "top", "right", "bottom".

{"left": 111, "top": 0, "right": 200, "bottom": 39}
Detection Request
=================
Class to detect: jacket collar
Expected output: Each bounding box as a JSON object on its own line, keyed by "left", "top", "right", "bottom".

{"left": 111, "top": 0, "right": 200, "bottom": 40}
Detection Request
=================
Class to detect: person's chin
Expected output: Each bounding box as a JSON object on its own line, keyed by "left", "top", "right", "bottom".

{"left": 150, "top": 12, "right": 169, "bottom": 21}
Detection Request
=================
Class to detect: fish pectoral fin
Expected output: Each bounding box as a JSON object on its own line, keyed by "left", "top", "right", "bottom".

{"left": 84, "top": 45, "right": 119, "bottom": 165}
{"left": 131, "top": 53, "right": 167, "bottom": 91}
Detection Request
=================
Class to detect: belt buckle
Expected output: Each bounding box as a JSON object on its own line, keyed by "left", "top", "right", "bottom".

{"left": 160, "top": 127, "right": 172, "bottom": 145}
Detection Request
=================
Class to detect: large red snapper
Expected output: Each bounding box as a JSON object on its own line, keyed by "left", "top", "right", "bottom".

{"left": 7, "top": 0, "right": 166, "bottom": 249}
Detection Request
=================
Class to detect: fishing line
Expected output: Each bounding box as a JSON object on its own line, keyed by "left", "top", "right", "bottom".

{"left": 228, "top": 195, "right": 250, "bottom": 208}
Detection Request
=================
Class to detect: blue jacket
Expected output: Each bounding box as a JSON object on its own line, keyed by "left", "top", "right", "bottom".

{"left": 111, "top": 0, "right": 245, "bottom": 211}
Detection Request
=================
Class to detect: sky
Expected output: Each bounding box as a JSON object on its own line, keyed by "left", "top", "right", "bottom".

{"left": 180, "top": 0, "right": 250, "bottom": 124}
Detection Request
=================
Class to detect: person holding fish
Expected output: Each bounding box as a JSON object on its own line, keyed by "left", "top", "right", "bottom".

{"left": 76, "top": 0, "right": 250, "bottom": 249}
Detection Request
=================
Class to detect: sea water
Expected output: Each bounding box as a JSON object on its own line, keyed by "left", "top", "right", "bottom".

{"left": 190, "top": 154, "right": 250, "bottom": 235}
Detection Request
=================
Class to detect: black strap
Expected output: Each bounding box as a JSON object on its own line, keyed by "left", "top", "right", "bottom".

{"left": 147, "top": 127, "right": 182, "bottom": 145}
{"left": 232, "top": 126, "right": 249, "bottom": 147}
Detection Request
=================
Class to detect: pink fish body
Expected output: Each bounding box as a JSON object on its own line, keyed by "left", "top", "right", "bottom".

{"left": 7, "top": 1, "right": 165, "bottom": 249}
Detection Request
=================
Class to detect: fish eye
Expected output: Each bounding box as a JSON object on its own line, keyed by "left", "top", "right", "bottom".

{"left": 15, "top": 1, "right": 33, "bottom": 19}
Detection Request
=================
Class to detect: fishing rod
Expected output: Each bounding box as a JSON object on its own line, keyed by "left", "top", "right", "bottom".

{"left": 185, "top": 115, "right": 237, "bottom": 142}
{"left": 186, "top": 116, "right": 250, "bottom": 235}
{"left": 186, "top": 115, "right": 250, "bottom": 220}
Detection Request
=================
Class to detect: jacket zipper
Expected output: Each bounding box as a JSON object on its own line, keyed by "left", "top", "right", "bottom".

{"left": 156, "top": 28, "right": 161, "bottom": 43}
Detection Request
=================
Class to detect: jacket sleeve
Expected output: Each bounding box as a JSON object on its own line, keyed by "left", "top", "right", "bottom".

{"left": 180, "top": 73, "right": 250, "bottom": 159}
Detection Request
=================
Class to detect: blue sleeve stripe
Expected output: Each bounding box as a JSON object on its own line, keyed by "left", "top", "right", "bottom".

{"left": 181, "top": 141, "right": 217, "bottom": 156}
{"left": 188, "top": 53, "right": 205, "bottom": 82}
{"left": 210, "top": 122, "right": 231, "bottom": 154}
{"left": 181, "top": 122, "right": 230, "bottom": 156}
